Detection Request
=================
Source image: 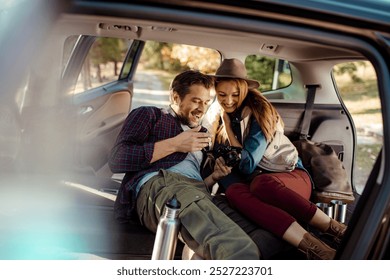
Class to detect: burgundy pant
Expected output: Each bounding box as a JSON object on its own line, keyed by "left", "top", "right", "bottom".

{"left": 226, "top": 169, "right": 317, "bottom": 238}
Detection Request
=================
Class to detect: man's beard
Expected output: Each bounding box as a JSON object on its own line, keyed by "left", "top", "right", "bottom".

{"left": 176, "top": 113, "right": 195, "bottom": 128}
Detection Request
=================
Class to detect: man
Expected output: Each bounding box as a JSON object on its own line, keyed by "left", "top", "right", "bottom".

{"left": 109, "top": 70, "right": 259, "bottom": 260}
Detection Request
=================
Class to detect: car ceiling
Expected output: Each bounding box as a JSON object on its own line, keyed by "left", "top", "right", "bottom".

{"left": 56, "top": 13, "right": 363, "bottom": 63}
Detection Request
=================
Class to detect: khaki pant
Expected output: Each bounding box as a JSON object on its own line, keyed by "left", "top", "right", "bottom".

{"left": 136, "top": 169, "right": 259, "bottom": 260}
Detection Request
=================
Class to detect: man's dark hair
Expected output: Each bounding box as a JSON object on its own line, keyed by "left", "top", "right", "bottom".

{"left": 170, "top": 70, "right": 214, "bottom": 100}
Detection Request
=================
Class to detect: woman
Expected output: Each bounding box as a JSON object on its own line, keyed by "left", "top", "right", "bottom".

{"left": 208, "top": 58, "right": 346, "bottom": 260}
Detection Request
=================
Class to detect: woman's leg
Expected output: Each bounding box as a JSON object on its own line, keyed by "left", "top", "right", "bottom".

{"left": 250, "top": 170, "right": 346, "bottom": 244}
{"left": 254, "top": 169, "right": 312, "bottom": 199}
{"left": 226, "top": 184, "right": 336, "bottom": 259}
{"left": 249, "top": 170, "right": 317, "bottom": 223}
{"left": 226, "top": 183, "right": 296, "bottom": 238}
{"left": 309, "top": 208, "right": 347, "bottom": 244}
{"left": 309, "top": 207, "right": 331, "bottom": 231}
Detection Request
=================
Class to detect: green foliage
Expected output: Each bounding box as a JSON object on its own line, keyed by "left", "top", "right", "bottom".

{"left": 356, "top": 143, "right": 382, "bottom": 170}
{"left": 334, "top": 62, "right": 366, "bottom": 83}
{"left": 140, "top": 42, "right": 291, "bottom": 88}
{"left": 90, "top": 38, "right": 125, "bottom": 65}
{"left": 86, "top": 39, "right": 369, "bottom": 95}
{"left": 334, "top": 61, "right": 379, "bottom": 111}
{"left": 339, "top": 79, "right": 378, "bottom": 101}
{"left": 245, "top": 55, "right": 276, "bottom": 91}
{"left": 140, "top": 41, "right": 220, "bottom": 73}
{"left": 89, "top": 38, "right": 128, "bottom": 78}
{"left": 141, "top": 41, "right": 183, "bottom": 72}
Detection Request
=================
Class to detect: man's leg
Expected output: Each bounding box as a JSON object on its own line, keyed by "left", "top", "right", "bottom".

{"left": 136, "top": 170, "right": 259, "bottom": 260}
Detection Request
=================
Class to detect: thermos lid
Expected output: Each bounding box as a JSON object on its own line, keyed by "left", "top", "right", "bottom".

{"left": 166, "top": 194, "right": 181, "bottom": 209}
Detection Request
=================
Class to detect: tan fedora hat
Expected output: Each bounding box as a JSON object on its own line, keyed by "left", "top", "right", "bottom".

{"left": 213, "top": 58, "right": 260, "bottom": 89}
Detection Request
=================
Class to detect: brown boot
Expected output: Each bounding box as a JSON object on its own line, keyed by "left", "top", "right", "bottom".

{"left": 298, "top": 233, "right": 336, "bottom": 260}
{"left": 325, "top": 219, "right": 347, "bottom": 244}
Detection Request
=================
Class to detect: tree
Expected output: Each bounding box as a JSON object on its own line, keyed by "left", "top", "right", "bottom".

{"left": 245, "top": 55, "right": 276, "bottom": 91}
{"left": 141, "top": 41, "right": 180, "bottom": 71}
{"left": 334, "top": 62, "right": 366, "bottom": 83}
{"left": 141, "top": 42, "right": 219, "bottom": 73}
{"left": 90, "top": 38, "right": 127, "bottom": 81}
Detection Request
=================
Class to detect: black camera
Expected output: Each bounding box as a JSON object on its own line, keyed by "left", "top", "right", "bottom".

{"left": 198, "top": 126, "right": 211, "bottom": 152}
{"left": 198, "top": 126, "right": 208, "bottom": 133}
{"left": 215, "top": 146, "right": 242, "bottom": 167}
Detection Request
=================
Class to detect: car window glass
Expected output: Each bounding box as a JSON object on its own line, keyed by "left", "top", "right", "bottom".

{"left": 245, "top": 55, "right": 292, "bottom": 97}
{"left": 119, "top": 40, "right": 142, "bottom": 80}
{"left": 73, "top": 37, "right": 133, "bottom": 94}
{"left": 132, "top": 41, "right": 221, "bottom": 109}
{"left": 333, "top": 61, "right": 383, "bottom": 194}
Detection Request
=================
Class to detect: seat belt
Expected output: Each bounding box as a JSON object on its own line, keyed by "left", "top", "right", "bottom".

{"left": 299, "top": 84, "right": 320, "bottom": 140}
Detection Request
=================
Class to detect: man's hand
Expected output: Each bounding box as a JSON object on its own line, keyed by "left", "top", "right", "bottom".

{"left": 172, "top": 126, "right": 211, "bottom": 153}
{"left": 151, "top": 126, "right": 211, "bottom": 163}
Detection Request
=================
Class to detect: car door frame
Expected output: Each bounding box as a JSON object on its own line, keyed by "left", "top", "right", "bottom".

{"left": 61, "top": 35, "right": 145, "bottom": 175}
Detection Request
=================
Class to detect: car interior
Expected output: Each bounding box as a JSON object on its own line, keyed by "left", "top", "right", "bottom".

{"left": 0, "top": 1, "right": 387, "bottom": 260}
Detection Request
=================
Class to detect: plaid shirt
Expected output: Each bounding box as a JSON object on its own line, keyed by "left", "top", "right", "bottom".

{"left": 109, "top": 106, "right": 187, "bottom": 220}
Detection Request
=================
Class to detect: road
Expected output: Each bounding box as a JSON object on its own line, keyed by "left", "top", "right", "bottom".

{"left": 131, "top": 71, "right": 170, "bottom": 110}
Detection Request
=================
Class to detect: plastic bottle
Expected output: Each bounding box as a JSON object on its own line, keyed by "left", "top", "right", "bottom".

{"left": 151, "top": 195, "right": 181, "bottom": 260}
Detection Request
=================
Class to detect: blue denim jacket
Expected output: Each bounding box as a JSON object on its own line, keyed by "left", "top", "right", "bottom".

{"left": 218, "top": 114, "right": 306, "bottom": 191}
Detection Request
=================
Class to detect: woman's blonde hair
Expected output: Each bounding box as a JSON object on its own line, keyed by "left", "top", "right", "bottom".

{"left": 215, "top": 78, "right": 281, "bottom": 144}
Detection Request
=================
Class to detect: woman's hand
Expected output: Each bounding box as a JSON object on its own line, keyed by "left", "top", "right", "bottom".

{"left": 204, "top": 157, "right": 232, "bottom": 189}
{"left": 211, "top": 157, "right": 232, "bottom": 181}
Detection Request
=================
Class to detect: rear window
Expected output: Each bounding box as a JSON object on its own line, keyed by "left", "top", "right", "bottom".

{"left": 132, "top": 41, "right": 221, "bottom": 109}
{"left": 245, "top": 55, "right": 292, "bottom": 94}
{"left": 333, "top": 61, "right": 382, "bottom": 194}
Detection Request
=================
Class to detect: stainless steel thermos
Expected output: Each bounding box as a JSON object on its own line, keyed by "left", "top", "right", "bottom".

{"left": 151, "top": 195, "right": 181, "bottom": 260}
